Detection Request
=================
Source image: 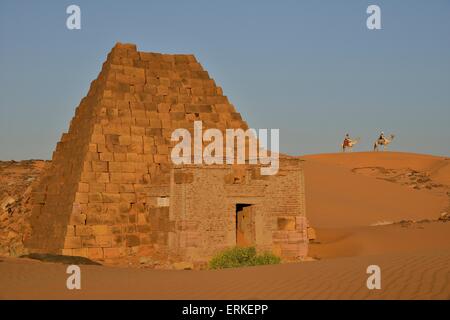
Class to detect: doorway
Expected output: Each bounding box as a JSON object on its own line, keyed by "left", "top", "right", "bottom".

{"left": 235, "top": 204, "right": 254, "bottom": 247}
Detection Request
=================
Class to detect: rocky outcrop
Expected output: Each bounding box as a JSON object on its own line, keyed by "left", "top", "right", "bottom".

{"left": 0, "top": 160, "right": 47, "bottom": 256}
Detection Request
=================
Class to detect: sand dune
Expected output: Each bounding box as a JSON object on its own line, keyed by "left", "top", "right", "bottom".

{"left": 300, "top": 152, "right": 448, "bottom": 228}
{"left": 1, "top": 248, "right": 449, "bottom": 300}
{"left": 302, "top": 151, "right": 448, "bottom": 172}
{"left": 309, "top": 221, "right": 450, "bottom": 259}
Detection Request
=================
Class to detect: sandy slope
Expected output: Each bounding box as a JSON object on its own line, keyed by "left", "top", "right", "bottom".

{"left": 300, "top": 152, "right": 449, "bottom": 228}
{"left": 0, "top": 152, "right": 449, "bottom": 299}
{"left": 1, "top": 247, "right": 449, "bottom": 299}
{"left": 308, "top": 221, "right": 450, "bottom": 259}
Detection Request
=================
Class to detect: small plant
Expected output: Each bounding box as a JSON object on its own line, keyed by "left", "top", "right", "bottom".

{"left": 209, "top": 246, "right": 281, "bottom": 269}
{"left": 251, "top": 252, "right": 282, "bottom": 266}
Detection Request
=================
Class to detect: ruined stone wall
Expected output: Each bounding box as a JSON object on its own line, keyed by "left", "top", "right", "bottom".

{"left": 169, "top": 166, "right": 239, "bottom": 264}
{"left": 263, "top": 158, "right": 308, "bottom": 259}
{"left": 169, "top": 158, "right": 307, "bottom": 265}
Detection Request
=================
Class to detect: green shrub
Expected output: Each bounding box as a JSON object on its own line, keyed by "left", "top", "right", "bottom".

{"left": 209, "top": 247, "right": 281, "bottom": 269}
{"left": 251, "top": 252, "right": 282, "bottom": 265}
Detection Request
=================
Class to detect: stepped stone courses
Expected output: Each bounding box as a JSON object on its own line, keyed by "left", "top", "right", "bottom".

{"left": 25, "top": 43, "right": 307, "bottom": 267}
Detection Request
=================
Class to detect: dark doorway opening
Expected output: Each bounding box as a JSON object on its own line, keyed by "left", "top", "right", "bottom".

{"left": 235, "top": 204, "right": 254, "bottom": 247}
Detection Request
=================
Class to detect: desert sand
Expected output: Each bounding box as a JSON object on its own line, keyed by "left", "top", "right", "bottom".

{"left": 0, "top": 152, "right": 449, "bottom": 299}
{"left": 302, "top": 152, "right": 449, "bottom": 228}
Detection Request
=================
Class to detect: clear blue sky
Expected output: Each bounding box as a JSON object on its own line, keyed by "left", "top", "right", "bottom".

{"left": 1, "top": 0, "right": 449, "bottom": 160}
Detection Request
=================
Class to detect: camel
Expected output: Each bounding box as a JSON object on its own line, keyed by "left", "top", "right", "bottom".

{"left": 374, "top": 134, "right": 395, "bottom": 151}
{"left": 342, "top": 137, "right": 360, "bottom": 152}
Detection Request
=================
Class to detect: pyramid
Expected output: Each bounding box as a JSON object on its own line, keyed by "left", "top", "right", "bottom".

{"left": 25, "top": 43, "right": 250, "bottom": 261}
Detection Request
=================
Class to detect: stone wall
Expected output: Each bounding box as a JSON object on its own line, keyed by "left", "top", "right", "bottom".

{"left": 169, "top": 157, "right": 307, "bottom": 266}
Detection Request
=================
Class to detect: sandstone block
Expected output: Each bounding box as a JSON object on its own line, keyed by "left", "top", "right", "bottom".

{"left": 307, "top": 227, "right": 316, "bottom": 241}
{"left": 157, "top": 103, "right": 170, "bottom": 113}
{"left": 88, "top": 247, "right": 104, "bottom": 260}
{"left": 78, "top": 183, "right": 89, "bottom": 193}
{"left": 108, "top": 161, "right": 122, "bottom": 172}
{"left": 89, "top": 183, "right": 106, "bottom": 193}
{"left": 92, "top": 161, "right": 108, "bottom": 172}
{"left": 288, "top": 232, "right": 303, "bottom": 243}
{"left": 174, "top": 171, "right": 194, "bottom": 184}
{"left": 66, "top": 225, "right": 76, "bottom": 237}
{"left": 81, "top": 236, "right": 97, "bottom": 247}
{"left": 102, "top": 193, "right": 121, "bottom": 203}
{"left": 114, "top": 153, "right": 127, "bottom": 162}
{"left": 126, "top": 235, "right": 140, "bottom": 247}
{"left": 96, "top": 235, "right": 113, "bottom": 247}
{"left": 131, "top": 126, "right": 145, "bottom": 136}
{"left": 69, "top": 213, "right": 87, "bottom": 225}
{"left": 92, "top": 225, "right": 109, "bottom": 236}
{"left": 88, "top": 193, "right": 103, "bottom": 203}
{"left": 119, "top": 135, "right": 132, "bottom": 145}
{"left": 128, "top": 142, "right": 143, "bottom": 154}
{"left": 72, "top": 248, "right": 89, "bottom": 258}
{"left": 95, "top": 173, "right": 110, "bottom": 183}
{"left": 62, "top": 249, "right": 73, "bottom": 256}
{"left": 74, "top": 192, "right": 88, "bottom": 204}
{"left": 277, "top": 217, "right": 296, "bottom": 231}
{"left": 156, "top": 86, "right": 168, "bottom": 95}
{"left": 122, "top": 173, "right": 136, "bottom": 183}
{"left": 120, "top": 193, "right": 136, "bottom": 203}
{"left": 105, "top": 183, "right": 120, "bottom": 193}
{"left": 104, "top": 247, "right": 123, "bottom": 259}
{"left": 121, "top": 162, "right": 136, "bottom": 173}
{"left": 64, "top": 236, "right": 82, "bottom": 249}
{"left": 119, "top": 184, "right": 134, "bottom": 193}
{"left": 110, "top": 172, "right": 122, "bottom": 183}
{"left": 76, "top": 225, "right": 94, "bottom": 237}
{"left": 154, "top": 154, "right": 168, "bottom": 164}
{"left": 91, "top": 134, "right": 105, "bottom": 144}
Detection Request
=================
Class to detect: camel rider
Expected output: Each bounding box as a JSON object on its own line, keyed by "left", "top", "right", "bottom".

{"left": 379, "top": 131, "right": 385, "bottom": 141}
{"left": 343, "top": 133, "right": 351, "bottom": 147}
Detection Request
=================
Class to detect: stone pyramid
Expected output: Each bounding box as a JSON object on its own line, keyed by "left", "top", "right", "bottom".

{"left": 25, "top": 43, "right": 250, "bottom": 262}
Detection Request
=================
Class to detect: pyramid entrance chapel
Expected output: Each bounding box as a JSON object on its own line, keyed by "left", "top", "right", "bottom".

{"left": 25, "top": 43, "right": 308, "bottom": 267}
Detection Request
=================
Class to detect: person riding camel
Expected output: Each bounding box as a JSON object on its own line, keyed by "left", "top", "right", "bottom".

{"left": 379, "top": 131, "right": 385, "bottom": 141}
{"left": 343, "top": 133, "right": 351, "bottom": 147}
